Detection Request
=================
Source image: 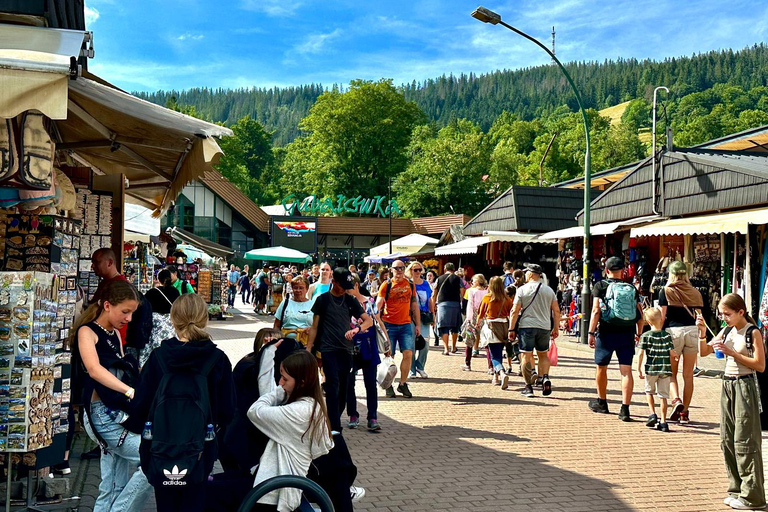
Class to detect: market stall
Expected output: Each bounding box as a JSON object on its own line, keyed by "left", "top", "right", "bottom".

{"left": 0, "top": 22, "right": 232, "bottom": 505}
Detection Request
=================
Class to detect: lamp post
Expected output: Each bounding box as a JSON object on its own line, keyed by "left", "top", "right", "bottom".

{"left": 472, "top": 6, "right": 592, "bottom": 344}
{"left": 388, "top": 177, "right": 393, "bottom": 255}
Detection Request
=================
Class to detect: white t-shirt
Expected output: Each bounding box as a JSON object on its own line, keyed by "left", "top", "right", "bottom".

{"left": 513, "top": 280, "right": 556, "bottom": 330}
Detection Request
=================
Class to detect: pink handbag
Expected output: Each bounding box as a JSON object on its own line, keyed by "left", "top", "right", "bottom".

{"left": 549, "top": 339, "right": 559, "bottom": 366}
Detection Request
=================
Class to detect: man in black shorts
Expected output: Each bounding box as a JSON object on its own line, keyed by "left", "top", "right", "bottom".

{"left": 587, "top": 257, "right": 644, "bottom": 421}
{"left": 431, "top": 262, "right": 463, "bottom": 355}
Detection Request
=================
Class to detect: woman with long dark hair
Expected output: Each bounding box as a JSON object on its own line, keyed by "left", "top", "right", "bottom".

{"left": 248, "top": 351, "right": 334, "bottom": 511}
{"left": 699, "top": 293, "right": 766, "bottom": 510}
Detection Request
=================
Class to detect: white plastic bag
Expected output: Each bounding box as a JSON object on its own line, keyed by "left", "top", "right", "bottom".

{"left": 376, "top": 356, "right": 397, "bottom": 389}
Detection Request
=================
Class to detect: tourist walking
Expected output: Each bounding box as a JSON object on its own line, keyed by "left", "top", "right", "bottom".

{"left": 347, "top": 275, "right": 387, "bottom": 431}
{"left": 698, "top": 293, "right": 766, "bottom": 511}
{"left": 432, "top": 262, "right": 463, "bottom": 355}
{"left": 307, "top": 268, "right": 372, "bottom": 431}
{"left": 274, "top": 275, "right": 315, "bottom": 346}
{"left": 637, "top": 307, "right": 678, "bottom": 432}
{"left": 587, "top": 256, "right": 643, "bottom": 419}
{"left": 463, "top": 274, "right": 488, "bottom": 369}
{"left": 476, "top": 276, "right": 513, "bottom": 388}
{"left": 308, "top": 262, "right": 332, "bottom": 299}
{"left": 226, "top": 264, "right": 239, "bottom": 307}
{"left": 363, "top": 269, "right": 380, "bottom": 296}
{"left": 426, "top": 270, "right": 439, "bottom": 346}
{"left": 140, "top": 269, "right": 180, "bottom": 367}
{"left": 377, "top": 259, "right": 421, "bottom": 398}
{"left": 254, "top": 266, "right": 270, "bottom": 315}
{"left": 239, "top": 269, "right": 252, "bottom": 304}
{"left": 659, "top": 260, "right": 704, "bottom": 424}
{"left": 407, "top": 261, "right": 433, "bottom": 379}
{"left": 72, "top": 280, "right": 152, "bottom": 512}
{"left": 509, "top": 264, "right": 560, "bottom": 398}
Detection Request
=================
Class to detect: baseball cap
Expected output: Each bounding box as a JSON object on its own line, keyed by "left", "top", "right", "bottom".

{"left": 332, "top": 267, "right": 356, "bottom": 290}
{"left": 367, "top": 269, "right": 375, "bottom": 274}
{"left": 668, "top": 260, "right": 687, "bottom": 275}
{"left": 605, "top": 256, "right": 624, "bottom": 271}
{"left": 524, "top": 263, "right": 543, "bottom": 275}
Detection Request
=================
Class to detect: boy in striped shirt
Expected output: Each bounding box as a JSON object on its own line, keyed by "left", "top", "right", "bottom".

{"left": 637, "top": 307, "right": 679, "bottom": 432}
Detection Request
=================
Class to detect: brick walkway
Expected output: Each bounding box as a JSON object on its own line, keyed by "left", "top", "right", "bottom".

{"left": 66, "top": 299, "right": 763, "bottom": 511}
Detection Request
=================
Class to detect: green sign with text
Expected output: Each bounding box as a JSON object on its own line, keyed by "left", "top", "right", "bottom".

{"left": 281, "top": 194, "right": 402, "bottom": 217}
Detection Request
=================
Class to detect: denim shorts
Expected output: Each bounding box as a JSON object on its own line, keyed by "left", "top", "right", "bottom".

{"left": 518, "top": 328, "right": 550, "bottom": 353}
{"left": 384, "top": 322, "right": 414, "bottom": 353}
{"left": 595, "top": 331, "right": 635, "bottom": 366}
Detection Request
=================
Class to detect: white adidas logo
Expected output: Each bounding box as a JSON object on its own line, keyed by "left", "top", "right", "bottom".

{"left": 162, "top": 465, "right": 188, "bottom": 486}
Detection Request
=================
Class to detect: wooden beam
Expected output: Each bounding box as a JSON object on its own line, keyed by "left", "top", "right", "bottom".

{"left": 127, "top": 182, "right": 171, "bottom": 190}
{"left": 57, "top": 140, "right": 111, "bottom": 150}
{"left": 68, "top": 99, "right": 174, "bottom": 181}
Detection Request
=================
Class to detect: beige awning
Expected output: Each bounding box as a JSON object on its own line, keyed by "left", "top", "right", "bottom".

{"left": 630, "top": 208, "right": 768, "bottom": 237}
{"left": 435, "top": 236, "right": 490, "bottom": 256}
{"left": 59, "top": 75, "right": 232, "bottom": 215}
{"left": 539, "top": 215, "right": 664, "bottom": 239}
{"left": 483, "top": 230, "right": 553, "bottom": 244}
{"left": 0, "top": 25, "right": 89, "bottom": 119}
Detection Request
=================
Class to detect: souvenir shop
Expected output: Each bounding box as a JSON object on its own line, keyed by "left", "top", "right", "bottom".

{"left": 0, "top": 26, "right": 231, "bottom": 505}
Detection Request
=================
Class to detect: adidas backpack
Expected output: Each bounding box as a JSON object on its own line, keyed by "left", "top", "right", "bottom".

{"left": 600, "top": 281, "right": 637, "bottom": 326}
{"left": 140, "top": 351, "right": 219, "bottom": 488}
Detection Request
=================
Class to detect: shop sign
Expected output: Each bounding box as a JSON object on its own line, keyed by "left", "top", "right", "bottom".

{"left": 281, "top": 194, "right": 402, "bottom": 217}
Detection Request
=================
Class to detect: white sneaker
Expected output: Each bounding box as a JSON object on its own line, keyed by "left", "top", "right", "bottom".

{"left": 350, "top": 485, "right": 366, "bottom": 503}
{"left": 725, "top": 497, "right": 737, "bottom": 506}
{"left": 501, "top": 373, "right": 509, "bottom": 390}
{"left": 416, "top": 369, "right": 428, "bottom": 378}
{"left": 730, "top": 497, "right": 766, "bottom": 510}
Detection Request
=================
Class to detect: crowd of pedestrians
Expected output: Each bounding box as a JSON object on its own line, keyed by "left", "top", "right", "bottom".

{"left": 70, "top": 248, "right": 767, "bottom": 511}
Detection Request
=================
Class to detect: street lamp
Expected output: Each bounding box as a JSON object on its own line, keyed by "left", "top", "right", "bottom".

{"left": 472, "top": 6, "right": 592, "bottom": 344}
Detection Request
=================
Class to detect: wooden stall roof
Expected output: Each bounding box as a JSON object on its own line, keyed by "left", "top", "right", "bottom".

{"left": 316, "top": 217, "right": 415, "bottom": 237}
{"left": 697, "top": 125, "right": 768, "bottom": 153}
{"left": 411, "top": 214, "right": 471, "bottom": 235}
{"left": 463, "top": 186, "right": 583, "bottom": 236}
{"left": 578, "top": 148, "right": 768, "bottom": 225}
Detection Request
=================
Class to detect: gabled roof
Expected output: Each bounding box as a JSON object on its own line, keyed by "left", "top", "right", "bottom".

{"left": 551, "top": 158, "right": 649, "bottom": 190}
{"left": 577, "top": 148, "right": 768, "bottom": 225}
{"left": 198, "top": 170, "right": 270, "bottom": 232}
{"left": 411, "top": 214, "right": 471, "bottom": 235}
{"left": 463, "top": 186, "right": 583, "bottom": 236}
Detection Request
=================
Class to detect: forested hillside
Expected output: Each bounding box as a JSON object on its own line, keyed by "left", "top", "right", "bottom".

{"left": 139, "top": 44, "right": 768, "bottom": 145}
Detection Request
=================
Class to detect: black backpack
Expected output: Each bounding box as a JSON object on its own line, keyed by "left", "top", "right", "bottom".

{"left": 126, "top": 292, "right": 153, "bottom": 352}
{"left": 140, "top": 351, "right": 219, "bottom": 487}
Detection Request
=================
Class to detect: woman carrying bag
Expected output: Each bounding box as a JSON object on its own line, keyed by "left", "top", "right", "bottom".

{"left": 274, "top": 276, "right": 315, "bottom": 346}
{"left": 475, "top": 277, "right": 514, "bottom": 388}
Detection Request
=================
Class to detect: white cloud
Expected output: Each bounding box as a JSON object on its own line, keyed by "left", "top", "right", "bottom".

{"left": 240, "top": 0, "right": 302, "bottom": 17}
{"left": 84, "top": 5, "right": 100, "bottom": 25}
{"left": 294, "top": 29, "right": 343, "bottom": 55}
{"left": 177, "top": 33, "right": 205, "bottom": 41}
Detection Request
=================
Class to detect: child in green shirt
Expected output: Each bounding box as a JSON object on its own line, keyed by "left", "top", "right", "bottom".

{"left": 637, "top": 307, "right": 678, "bottom": 432}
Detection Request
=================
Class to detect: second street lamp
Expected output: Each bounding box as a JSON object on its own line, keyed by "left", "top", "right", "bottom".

{"left": 472, "top": 6, "right": 593, "bottom": 344}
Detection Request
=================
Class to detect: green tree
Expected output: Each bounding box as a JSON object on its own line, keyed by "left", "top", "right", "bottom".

{"left": 621, "top": 98, "right": 651, "bottom": 130}
{"left": 283, "top": 79, "right": 426, "bottom": 202}
{"left": 215, "top": 116, "right": 276, "bottom": 205}
{"left": 395, "top": 119, "right": 491, "bottom": 217}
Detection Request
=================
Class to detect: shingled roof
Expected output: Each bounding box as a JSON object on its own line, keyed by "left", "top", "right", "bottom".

{"left": 463, "top": 186, "right": 584, "bottom": 236}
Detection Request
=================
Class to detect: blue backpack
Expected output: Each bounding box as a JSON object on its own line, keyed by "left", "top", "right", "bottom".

{"left": 600, "top": 281, "right": 637, "bottom": 326}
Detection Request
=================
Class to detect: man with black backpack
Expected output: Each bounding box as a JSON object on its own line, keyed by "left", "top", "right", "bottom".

{"left": 587, "top": 256, "right": 644, "bottom": 421}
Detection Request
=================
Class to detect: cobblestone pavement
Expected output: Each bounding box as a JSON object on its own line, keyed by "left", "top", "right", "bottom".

{"left": 67, "top": 296, "right": 760, "bottom": 511}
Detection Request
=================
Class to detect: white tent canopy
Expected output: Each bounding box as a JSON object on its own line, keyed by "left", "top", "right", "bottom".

{"left": 435, "top": 237, "right": 490, "bottom": 256}
{"left": 244, "top": 246, "right": 312, "bottom": 263}
{"left": 369, "top": 233, "right": 439, "bottom": 256}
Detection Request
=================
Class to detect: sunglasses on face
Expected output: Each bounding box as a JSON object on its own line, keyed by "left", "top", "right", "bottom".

{"left": 392, "top": 266, "right": 405, "bottom": 271}
{"left": 413, "top": 269, "right": 423, "bottom": 273}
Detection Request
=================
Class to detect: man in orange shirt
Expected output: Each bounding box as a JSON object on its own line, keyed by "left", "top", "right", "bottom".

{"left": 377, "top": 259, "right": 421, "bottom": 398}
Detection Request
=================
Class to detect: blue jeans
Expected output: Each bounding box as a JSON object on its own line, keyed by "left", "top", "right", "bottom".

{"left": 411, "top": 323, "right": 430, "bottom": 375}
{"left": 83, "top": 401, "right": 152, "bottom": 512}
{"left": 384, "top": 322, "right": 414, "bottom": 353}
{"left": 488, "top": 343, "right": 505, "bottom": 374}
{"left": 227, "top": 284, "right": 237, "bottom": 306}
{"left": 347, "top": 358, "right": 378, "bottom": 420}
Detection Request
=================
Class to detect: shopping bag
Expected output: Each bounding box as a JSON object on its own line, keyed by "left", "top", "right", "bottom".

{"left": 376, "top": 356, "right": 397, "bottom": 390}
{"left": 549, "top": 338, "right": 559, "bottom": 366}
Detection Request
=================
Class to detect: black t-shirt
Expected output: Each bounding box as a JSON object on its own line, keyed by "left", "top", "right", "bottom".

{"left": 311, "top": 292, "right": 365, "bottom": 354}
{"left": 436, "top": 273, "right": 463, "bottom": 303}
{"left": 658, "top": 288, "right": 696, "bottom": 328}
{"left": 591, "top": 278, "right": 640, "bottom": 335}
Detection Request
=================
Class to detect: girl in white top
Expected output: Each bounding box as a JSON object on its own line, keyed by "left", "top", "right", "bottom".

{"left": 466, "top": 274, "right": 489, "bottom": 363}
{"left": 698, "top": 293, "right": 765, "bottom": 510}
{"left": 247, "top": 350, "right": 333, "bottom": 512}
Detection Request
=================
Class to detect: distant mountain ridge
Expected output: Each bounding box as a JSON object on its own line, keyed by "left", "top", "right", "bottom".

{"left": 136, "top": 44, "right": 768, "bottom": 146}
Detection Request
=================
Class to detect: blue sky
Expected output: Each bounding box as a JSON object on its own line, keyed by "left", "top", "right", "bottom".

{"left": 85, "top": 0, "right": 768, "bottom": 93}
